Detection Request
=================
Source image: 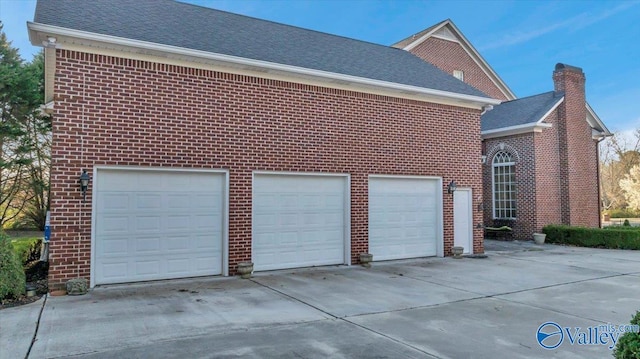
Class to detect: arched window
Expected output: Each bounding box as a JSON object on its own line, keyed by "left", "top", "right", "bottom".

{"left": 492, "top": 151, "right": 516, "bottom": 219}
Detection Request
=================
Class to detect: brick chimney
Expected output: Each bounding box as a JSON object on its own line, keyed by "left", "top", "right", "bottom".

{"left": 553, "top": 63, "right": 599, "bottom": 227}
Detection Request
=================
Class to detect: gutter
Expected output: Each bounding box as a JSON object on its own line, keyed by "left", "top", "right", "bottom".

{"left": 28, "top": 22, "right": 501, "bottom": 109}
{"left": 481, "top": 122, "right": 553, "bottom": 140}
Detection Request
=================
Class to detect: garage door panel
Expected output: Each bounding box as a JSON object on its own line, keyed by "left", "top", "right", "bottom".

{"left": 167, "top": 258, "right": 191, "bottom": 273}
{"left": 135, "top": 237, "right": 161, "bottom": 253}
{"left": 369, "top": 177, "right": 440, "bottom": 261}
{"left": 253, "top": 174, "right": 346, "bottom": 271}
{"left": 95, "top": 170, "right": 224, "bottom": 285}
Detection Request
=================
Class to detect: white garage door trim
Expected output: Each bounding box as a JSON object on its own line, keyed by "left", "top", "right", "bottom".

{"left": 90, "top": 166, "right": 229, "bottom": 288}
{"left": 252, "top": 171, "right": 351, "bottom": 271}
{"left": 368, "top": 175, "right": 444, "bottom": 259}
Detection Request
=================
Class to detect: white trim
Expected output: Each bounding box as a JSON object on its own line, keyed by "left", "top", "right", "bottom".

{"left": 27, "top": 22, "right": 500, "bottom": 109}
{"left": 38, "top": 101, "right": 54, "bottom": 116}
{"left": 481, "top": 122, "right": 553, "bottom": 139}
{"left": 401, "top": 20, "right": 516, "bottom": 101}
{"left": 89, "top": 166, "right": 230, "bottom": 288}
{"left": 251, "top": 171, "right": 352, "bottom": 269}
{"left": 586, "top": 102, "right": 612, "bottom": 136}
{"left": 537, "top": 96, "right": 564, "bottom": 124}
{"left": 368, "top": 174, "right": 444, "bottom": 258}
{"left": 431, "top": 34, "right": 459, "bottom": 43}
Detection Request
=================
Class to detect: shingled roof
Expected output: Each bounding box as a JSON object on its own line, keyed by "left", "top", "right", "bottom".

{"left": 481, "top": 91, "right": 564, "bottom": 132}
{"left": 33, "top": 0, "right": 490, "bottom": 99}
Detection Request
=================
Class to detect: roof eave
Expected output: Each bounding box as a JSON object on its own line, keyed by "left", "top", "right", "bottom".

{"left": 481, "top": 122, "right": 552, "bottom": 140}
{"left": 28, "top": 22, "right": 500, "bottom": 109}
{"left": 586, "top": 102, "right": 612, "bottom": 136}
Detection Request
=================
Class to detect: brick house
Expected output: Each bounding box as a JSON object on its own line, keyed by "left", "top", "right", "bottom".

{"left": 29, "top": 0, "right": 501, "bottom": 289}
{"left": 394, "top": 20, "right": 611, "bottom": 239}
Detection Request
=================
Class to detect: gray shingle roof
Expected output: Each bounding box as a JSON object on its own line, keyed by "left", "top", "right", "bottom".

{"left": 33, "top": 0, "right": 489, "bottom": 98}
{"left": 481, "top": 91, "right": 564, "bottom": 131}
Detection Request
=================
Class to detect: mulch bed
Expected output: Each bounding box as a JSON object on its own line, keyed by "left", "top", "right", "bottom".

{"left": 0, "top": 260, "right": 48, "bottom": 310}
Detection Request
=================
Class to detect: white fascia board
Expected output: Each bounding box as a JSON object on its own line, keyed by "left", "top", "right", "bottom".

{"left": 403, "top": 20, "right": 516, "bottom": 101}
{"left": 592, "top": 128, "right": 607, "bottom": 140}
{"left": 535, "top": 96, "right": 564, "bottom": 125}
{"left": 28, "top": 22, "right": 500, "bottom": 109}
{"left": 481, "top": 122, "right": 552, "bottom": 139}
{"left": 586, "top": 102, "right": 612, "bottom": 136}
{"left": 402, "top": 22, "right": 447, "bottom": 52}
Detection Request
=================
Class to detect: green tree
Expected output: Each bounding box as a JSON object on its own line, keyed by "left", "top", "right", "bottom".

{"left": 621, "top": 165, "right": 640, "bottom": 212}
{"left": 600, "top": 129, "right": 640, "bottom": 211}
{"left": 0, "top": 22, "right": 48, "bottom": 229}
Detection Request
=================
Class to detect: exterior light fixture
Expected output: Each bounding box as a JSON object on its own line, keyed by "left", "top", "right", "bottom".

{"left": 79, "top": 170, "right": 90, "bottom": 202}
{"left": 447, "top": 180, "right": 457, "bottom": 194}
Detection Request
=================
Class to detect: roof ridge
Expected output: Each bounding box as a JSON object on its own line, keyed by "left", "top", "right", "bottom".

{"left": 175, "top": 0, "right": 405, "bottom": 52}
{"left": 499, "top": 90, "right": 559, "bottom": 104}
{"left": 391, "top": 19, "right": 449, "bottom": 47}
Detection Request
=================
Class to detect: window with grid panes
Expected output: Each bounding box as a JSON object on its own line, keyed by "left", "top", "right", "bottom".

{"left": 492, "top": 151, "right": 516, "bottom": 219}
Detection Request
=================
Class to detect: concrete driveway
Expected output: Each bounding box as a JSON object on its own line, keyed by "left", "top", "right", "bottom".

{"left": 2, "top": 240, "right": 639, "bottom": 358}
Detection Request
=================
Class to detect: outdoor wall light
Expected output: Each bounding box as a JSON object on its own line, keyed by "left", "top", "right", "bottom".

{"left": 79, "top": 170, "right": 90, "bottom": 202}
{"left": 447, "top": 180, "right": 457, "bottom": 194}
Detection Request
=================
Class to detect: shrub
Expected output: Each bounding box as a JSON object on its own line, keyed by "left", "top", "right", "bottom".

{"left": 624, "top": 219, "right": 632, "bottom": 227}
{"left": 614, "top": 310, "right": 640, "bottom": 359}
{"left": 10, "top": 237, "right": 42, "bottom": 265}
{"left": 609, "top": 208, "right": 640, "bottom": 219}
{"left": 542, "top": 225, "right": 640, "bottom": 250}
{"left": 0, "top": 233, "right": 26, "bottom": 300}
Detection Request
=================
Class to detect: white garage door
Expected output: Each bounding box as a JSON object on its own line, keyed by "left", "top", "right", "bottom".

{"left": 94, "top": 169, "right": 225, "bottom": 285}
{"left": 253, "top": 174, "right": 347, "bottom": 271}
{"left": 369, "top": 176, "right": 440, "bottom": 260}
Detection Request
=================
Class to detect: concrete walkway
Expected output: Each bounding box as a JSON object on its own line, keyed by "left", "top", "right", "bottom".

{"left": 2, "top": 240, "right": 639, "bottom": 358}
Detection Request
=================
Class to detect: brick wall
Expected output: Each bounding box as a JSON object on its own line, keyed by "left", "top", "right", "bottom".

{"left": 480, "top": 64, "right": 601, "bottom": 240}
{"left": 48, "top": 49, "right": 485, "bottom": 289}
{"left": 553, "top": 65, "right": 600, "bottom": 227}
{"left": 534, "top": 110, "right": 563, "bottom": 230}
{"left": 482, "top": 135, "right": 536, "bottom": 240}
{"left": 407, "top": 37, "right": 510, "bottom": 101}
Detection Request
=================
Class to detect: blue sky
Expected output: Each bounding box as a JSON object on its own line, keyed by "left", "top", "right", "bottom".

{"left": 1, "top": 0, "right": 639, "bottom": 137}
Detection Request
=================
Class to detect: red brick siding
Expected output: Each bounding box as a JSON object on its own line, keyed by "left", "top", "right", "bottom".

{"left": 407, "top": 37, "right": 509, "bottom": 101}
{"left": 553, "top": 68, "right": 600, "bottom": 227}
{"left": 48, "top": 49, "right": 484, "bottom": 289}
{"left": 534, "top": 109, "right": 563, "bottom": 230}
{"left": 482, "top": 135, "right": 536, "bottom": 240}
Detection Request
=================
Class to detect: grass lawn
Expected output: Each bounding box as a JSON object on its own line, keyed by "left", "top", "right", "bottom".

{"left": 603, "top": 218, "right": 640, "bottom": 227}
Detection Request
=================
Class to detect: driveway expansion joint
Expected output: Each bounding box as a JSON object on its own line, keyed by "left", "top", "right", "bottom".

{"left": 250, "top": 278, "right": 339, "bottom": 320}
{"left": 24, "top": 294, "right": 47, "bottom": 359}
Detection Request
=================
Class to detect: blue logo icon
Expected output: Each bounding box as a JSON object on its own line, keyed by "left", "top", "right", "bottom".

{"left": 537, "top": 322, "right": 564, "bottom": 349}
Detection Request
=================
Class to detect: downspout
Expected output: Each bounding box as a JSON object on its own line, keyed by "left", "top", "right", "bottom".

{"left": 480, "top": 105, "right": 494, "bottom": 116}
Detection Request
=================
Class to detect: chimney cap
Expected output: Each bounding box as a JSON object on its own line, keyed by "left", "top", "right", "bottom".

{"left": 555, "top": 63, "right": 583, "bottom": 73}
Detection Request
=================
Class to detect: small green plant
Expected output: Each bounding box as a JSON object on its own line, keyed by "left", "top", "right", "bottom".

{"left": 0, "top": 233, "right": 26, "bottom": 300}
{"left": 614, "top": 310, "right": 640, "bottom": 359}
{"left": 10, "top": 237, "right": 41, "bottom": 265}
{"left": 624, "top": 219, "right": 632, "bottom": 227}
